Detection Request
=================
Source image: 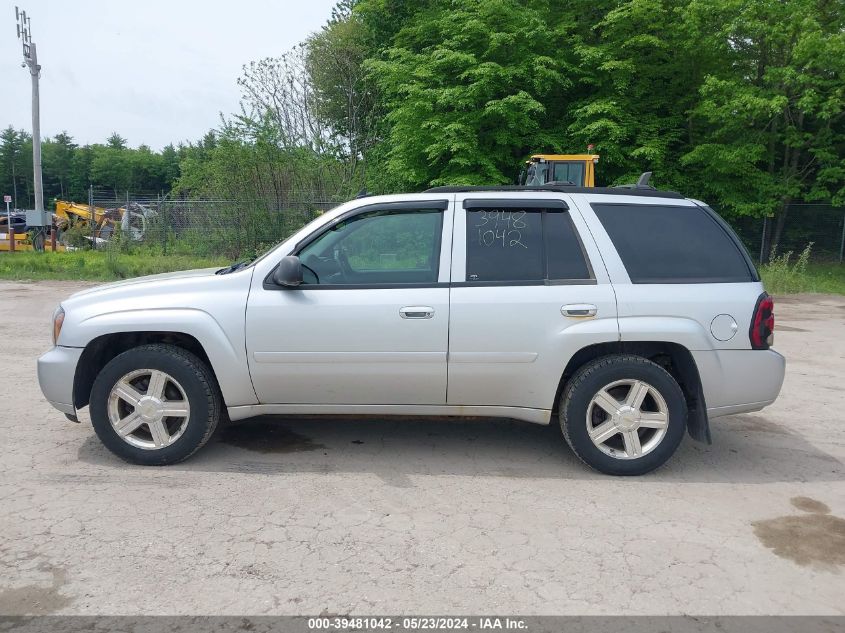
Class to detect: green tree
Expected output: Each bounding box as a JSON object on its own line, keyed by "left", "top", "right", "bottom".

{"left": 160, "top": 144, "right": 181, "bottom": 188}
{"left": 106, "top": 132, "right": 127, "bottom": 150}
{"left": 681, "top": 0, "right": 845, "bottom": 254}
{"left": 90, "top": 145, "right": 132, "bottom": 197}
{"left": 306, "top": 6, "right": 379, "bottom": 183}
{"left": 561, "top": 0, "right": 716, "bottom": 187}
{"left": 69, "top": 145, "right": 93, "bottom": 202}
{"left": 0, "top": 126, "right": 26, "bottom": 208}
{"left": 364, "top": 0, "right": 573, "bottom": 189}
{"left": 42, "top": 132, "right": 77, "bottom": 199}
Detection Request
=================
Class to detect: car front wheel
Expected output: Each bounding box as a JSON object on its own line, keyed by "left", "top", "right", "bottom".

{"left": 560, "top": 354, "right": 687, "bottom": 476}
{"left": 89, "top": 344, "right": 221, "bottom": 465}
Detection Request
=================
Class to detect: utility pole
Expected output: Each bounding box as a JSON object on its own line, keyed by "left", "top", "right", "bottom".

{"left": 16, "top": 6, "right": 45, "bottom": 249}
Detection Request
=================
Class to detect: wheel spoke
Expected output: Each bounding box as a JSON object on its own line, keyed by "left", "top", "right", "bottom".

{"left": 622, "top": 430, "right": 642, "bottom": 457}
{"left": 113, "top": 380, "right": 143, "bottom": 407}
{"left": 146, "top": 370, "right": 168, "bottom": 399}
{"left": 593, "top": 389, "right": 621, "bottom": 416}
{"left": 148, "top": 420, "right": 170, "bottom": 448}
{"left": 161, "top": 401, "right": 189, "bottom": 418}
{"left": 626, "top": 380, "right": 649, "bottom": 410}
{"left": 638, "top": 411, "right": 668, "bottom": 428}
{"left": 589, "top": 419, "right": 619, "bottom": 444}
{"left": 114, "top": 411, "right": 143, "bottom": 436}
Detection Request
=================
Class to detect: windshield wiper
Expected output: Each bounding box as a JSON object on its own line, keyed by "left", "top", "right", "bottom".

{"left": 215, "top": 260, "right": 252, "bottom": 275}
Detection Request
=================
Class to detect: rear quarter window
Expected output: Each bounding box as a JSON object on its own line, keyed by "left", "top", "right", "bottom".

{"left": 591, "top": 203, "right": 755, "bottom": 283}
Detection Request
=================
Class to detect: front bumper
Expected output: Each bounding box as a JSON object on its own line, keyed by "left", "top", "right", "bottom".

{"left": 692, "top": 348, "right": 786, "bottom": 419}
{"left": 37, "top": 346, "right": 83, "bottom": 416}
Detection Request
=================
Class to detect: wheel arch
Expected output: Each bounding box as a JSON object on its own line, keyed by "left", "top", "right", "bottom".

{"left": 73, "top": 328, "right": 257, "bottom": 411}
{"left": 74, "top": 332, "right": 208, "bottom": 410}
{"left": 556, "top": 341, "right": 711, "bottom": 444}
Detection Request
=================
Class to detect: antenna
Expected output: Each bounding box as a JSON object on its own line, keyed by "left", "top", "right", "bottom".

{"left": 636, "top": 172, "right": 652, "bottom": 188}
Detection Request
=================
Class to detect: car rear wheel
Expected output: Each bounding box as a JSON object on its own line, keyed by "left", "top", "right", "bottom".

{"left": 560, "top": 354, "right": 687, "bottom": 476}
{"left": 89, "top": 344, "right": 221, "bottom": 465}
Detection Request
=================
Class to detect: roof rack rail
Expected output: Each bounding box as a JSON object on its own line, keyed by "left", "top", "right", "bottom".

{"left": 423, "top": 182, "right": 685, "bottom": 199}
{"left": 424, "top": 185, "right": 578, "bottom": 194}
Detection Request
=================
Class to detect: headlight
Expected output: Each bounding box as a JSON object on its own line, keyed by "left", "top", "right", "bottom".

{"left": 52, "top": 306, "right": 65, "bottom": 345}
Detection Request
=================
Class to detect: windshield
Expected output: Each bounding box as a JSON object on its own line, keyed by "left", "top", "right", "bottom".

{"left": 524, "top": 163, "right": 547, "bottom": 185}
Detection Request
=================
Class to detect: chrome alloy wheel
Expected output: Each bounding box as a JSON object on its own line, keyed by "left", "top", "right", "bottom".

{"left": 586, "top": 379, "right": 669, "bottom": 460}
{"left": 107, "top": 369, "right": 191, "bottom": 450}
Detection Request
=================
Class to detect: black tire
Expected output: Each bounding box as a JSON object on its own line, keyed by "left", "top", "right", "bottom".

{"left": 89, "top": 344, "right": 221, "bottom": 465}
{"left": 559, "top": 354, "right": 687, "bottom": 476}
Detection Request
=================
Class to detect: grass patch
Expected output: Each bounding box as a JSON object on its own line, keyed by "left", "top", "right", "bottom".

{"left": 0, "top": 251, "right": 228, "bottom": 281}
{"left": 760, "top": 244, "right": 845, "bottom": 294}
{"left": 760, "top": 262, "right": 845, "bottom": 295}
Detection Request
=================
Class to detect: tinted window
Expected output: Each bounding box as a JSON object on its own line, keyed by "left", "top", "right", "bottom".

{"left": 592, "top": 203, "right": 753, "bottom": 283}
{"left": 298, "top": 209, "right": 443, "bottom": 285}
{"left": 546, "top": 212, "right": 591, "bottom": 280}
{"left": 466, "top": 208, "right": 591, "bottom": 283}
{"left": 552, "top": 162, "right": 585, "bottom": 186}
{"left": 467, "top": 209, "right": 543, "bottom": 282}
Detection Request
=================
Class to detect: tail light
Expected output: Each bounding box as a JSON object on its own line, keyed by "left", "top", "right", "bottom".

{"left": 750, "top": 293, "right": 774, "bottom": 349}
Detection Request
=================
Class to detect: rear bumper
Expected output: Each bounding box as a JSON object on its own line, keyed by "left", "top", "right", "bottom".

{"left": 692, "top": 349, "right": 785, "bottom": 419}
{"left": 37, "top": 346, "right": 83, "bottom": 416}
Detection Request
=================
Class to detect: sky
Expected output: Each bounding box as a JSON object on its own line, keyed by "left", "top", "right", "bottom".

{"left": 0, "top": 0, "right": 338, "bottom": 149}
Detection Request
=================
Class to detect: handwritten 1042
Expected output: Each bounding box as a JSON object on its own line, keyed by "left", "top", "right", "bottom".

{"left": 473, "top": 209, "right": 529, "bottom": 249}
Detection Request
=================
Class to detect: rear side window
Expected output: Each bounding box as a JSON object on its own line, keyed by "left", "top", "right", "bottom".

{"left": 465, "top": 207, "right": 592, "bottom": 283}
{"left": 592, "top": 203, "right": 754, "bottom": 283}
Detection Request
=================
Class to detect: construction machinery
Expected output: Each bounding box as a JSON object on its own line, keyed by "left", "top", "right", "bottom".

{"left": 519, "top": 152, "right": 600, "bottom": 187}
{"left": 2, "top": 201, "right": 156, "bottom": 252}
{"left": 1, "top": 211, "right": 64, "bottom": 252}
{"left": 54, "top": 200, "right": 155, "bottom": 244}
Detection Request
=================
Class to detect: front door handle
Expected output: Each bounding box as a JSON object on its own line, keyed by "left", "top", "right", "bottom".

{"left": 562, "top": 304, "right": 597, "bottom": 318}
{"left": 400, "top": 306, "right": 435, "bottom": 319}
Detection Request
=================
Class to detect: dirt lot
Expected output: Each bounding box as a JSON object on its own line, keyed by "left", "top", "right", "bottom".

{"left": 1, "top": 280, "right": 844, "bottom": 616}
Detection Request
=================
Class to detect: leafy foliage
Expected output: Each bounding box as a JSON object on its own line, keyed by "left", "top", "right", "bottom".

{"left": 680, "top": 0, "right": 845, "bottom": 251}
{"left": 1, "top": 0, "right": 843, "bottom": 259}
{"left": 364, "top": 0, "right": 573, "bottom": 189}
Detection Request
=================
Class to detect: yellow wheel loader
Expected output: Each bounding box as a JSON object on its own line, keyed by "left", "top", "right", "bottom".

{"left": 519, "top": 152, "right": 600, "bottom": 187}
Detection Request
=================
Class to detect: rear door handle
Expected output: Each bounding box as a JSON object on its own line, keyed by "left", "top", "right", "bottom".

{"left": 561, "top": 304, "right": 597, "bottom": 318}
{"left": 400, "top": 306, "right": 435, "bottom": 319}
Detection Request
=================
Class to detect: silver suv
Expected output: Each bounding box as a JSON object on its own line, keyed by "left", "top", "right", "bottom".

{"left": 37, "top": 185, "right": 785, "bottom": 475}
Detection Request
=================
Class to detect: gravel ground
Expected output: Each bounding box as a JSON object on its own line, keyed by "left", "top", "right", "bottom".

{"left": 1, "top": 280, "right": 844, "bottom": 616}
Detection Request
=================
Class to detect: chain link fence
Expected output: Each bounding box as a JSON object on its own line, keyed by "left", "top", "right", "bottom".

{"left": 728, "top": 203, "right": 845, "bottom": 263}
{"left": 56, "top": 193, "right": 845, "bottom": 265}
{"left": 60, "top": 193, "right": 343, "bottom": 260}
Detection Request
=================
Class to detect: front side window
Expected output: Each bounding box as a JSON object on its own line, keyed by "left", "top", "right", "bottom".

{"left": 297, "top": 209, "right": 443, "bottom": 285}
{"left": 465, "top": 207, "right": 592, "bottom": 283}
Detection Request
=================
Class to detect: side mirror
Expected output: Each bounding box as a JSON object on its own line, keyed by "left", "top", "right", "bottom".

{"left": 273, "top": 255, "right": 303, "bottom": 287}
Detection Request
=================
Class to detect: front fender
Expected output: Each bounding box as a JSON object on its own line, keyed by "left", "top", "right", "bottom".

{"left": 65, "top": 308, "right": 258, "bottom": 407}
